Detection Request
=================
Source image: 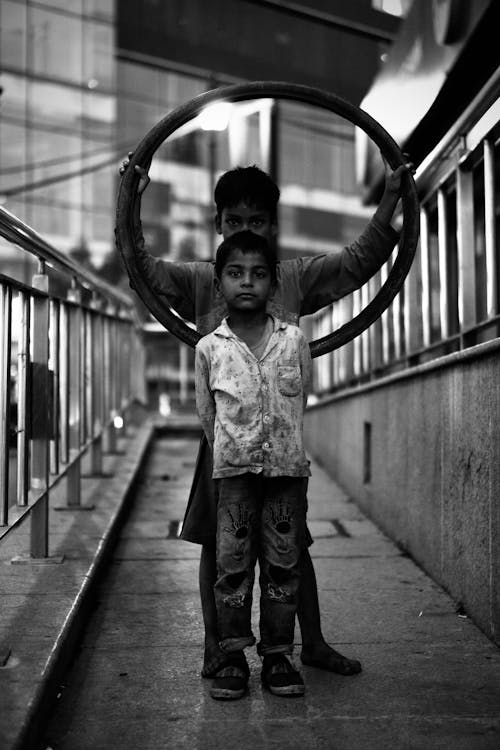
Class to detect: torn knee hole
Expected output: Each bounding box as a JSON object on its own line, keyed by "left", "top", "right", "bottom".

{"left": 227, "top": 571, "right": 247, "bottom": 589}
{"left": 269, "top": 564, "right": 290, "bottom": 585}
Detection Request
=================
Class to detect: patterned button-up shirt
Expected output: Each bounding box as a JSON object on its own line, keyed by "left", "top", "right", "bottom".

{"left": 195, "top": 317, "right": 312, "bottom": 479}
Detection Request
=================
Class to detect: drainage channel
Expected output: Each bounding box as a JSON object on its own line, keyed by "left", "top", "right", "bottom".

{"left": 40, "top": 427, "right": 202, "bottom": 750}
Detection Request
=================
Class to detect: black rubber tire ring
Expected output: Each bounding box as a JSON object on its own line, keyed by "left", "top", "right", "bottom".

{"left": 115, "top": 81, "right": 419, "bottom": 358}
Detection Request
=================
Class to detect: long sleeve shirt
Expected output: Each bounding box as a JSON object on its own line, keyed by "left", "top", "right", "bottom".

{"left": 135, "top": 219, "right": 399, "bottom": 335}
{"left": 195, "top": 317, "right": 312, "bottom": 479}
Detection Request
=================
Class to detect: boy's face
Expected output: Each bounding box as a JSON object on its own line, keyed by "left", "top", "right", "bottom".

{"left": 215, "top": 201, "right": 277, "bottom": 240}
{"left": 216, "top": 249, "right": 275, "bottom": 312}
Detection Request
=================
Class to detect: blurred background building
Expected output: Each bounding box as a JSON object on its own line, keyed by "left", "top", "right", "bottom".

{"left": 0, "top": 0, "right": 405, "bottom": 408}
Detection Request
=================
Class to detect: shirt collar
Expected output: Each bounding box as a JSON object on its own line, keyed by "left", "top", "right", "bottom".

{"left": 214, "top": 315, "right": 287, "bottom": 339}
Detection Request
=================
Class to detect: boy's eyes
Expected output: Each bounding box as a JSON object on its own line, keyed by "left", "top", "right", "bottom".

{"left": 226, "top": 269, "right": 269, "bottom": 278}
{"left": 225, "top": 216, "right": 266, "bottom": 226}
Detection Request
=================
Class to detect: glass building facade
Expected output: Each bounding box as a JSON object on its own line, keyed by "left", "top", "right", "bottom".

{"left": 0, "top": 0, "right": 116, "bottom": 277}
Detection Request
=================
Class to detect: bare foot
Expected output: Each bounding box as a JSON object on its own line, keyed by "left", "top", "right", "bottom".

{"left": 301, "top": 643, "right": 362, "bottom": 675}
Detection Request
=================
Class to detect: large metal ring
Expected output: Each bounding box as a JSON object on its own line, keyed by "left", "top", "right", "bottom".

{"left": 115, "top": 81, "right": 419, "bottom": 358}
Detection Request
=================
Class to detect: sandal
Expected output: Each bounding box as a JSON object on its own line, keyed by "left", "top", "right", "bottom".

{"left": 261, "top": 654, "right": 305, "bottom": 697}
{"left": 210, "top": 653, "right": 249, "bottom": 700}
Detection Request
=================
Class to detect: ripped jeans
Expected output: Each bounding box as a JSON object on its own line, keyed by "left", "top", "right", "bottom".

{"left": 215, "top": 474, "right": 307, "bottom": 656}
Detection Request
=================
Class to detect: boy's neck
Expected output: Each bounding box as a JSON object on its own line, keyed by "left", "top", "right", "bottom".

{"left": 226, "top": 309, "right": 270, "bottom": 344}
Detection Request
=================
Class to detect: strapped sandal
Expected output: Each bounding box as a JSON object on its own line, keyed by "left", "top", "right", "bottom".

{"left": 261, "top": 654, "right": 305, "bottom": 697}
{"left": 210, "top": 653, "right": 250, "bottom": 700}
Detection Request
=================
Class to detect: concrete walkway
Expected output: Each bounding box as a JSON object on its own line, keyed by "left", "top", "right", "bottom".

{"left": 40, "top": 428, "right": 500, "bottom": 749}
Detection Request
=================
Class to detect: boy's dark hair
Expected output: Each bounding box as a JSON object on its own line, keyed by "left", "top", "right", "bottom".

{"left": 215, "top": 231, "right": 277, "bottom": 283}
{"left": 214, "top": 165, "right": 280, "bottom": 221}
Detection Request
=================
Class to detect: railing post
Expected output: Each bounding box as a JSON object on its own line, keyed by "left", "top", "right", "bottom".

{"left": 30, "top": 267, "right": 50, "bottom": 558}
{"left": 64, "top": 283, "right": 83, "bottom": 508}
{"left": 103, "top": 306, "right": 118, "bottom": 454}
{"left": 87, "top": 293, "right": 104, "bottom": 475}
{"left": 0, "top": 284, "right": 12, "bottom": 527}
{"left": 17, "top": 291, "right": 30, "bottom": 507}
{"left": 49, "top": 299, "right": 60, "bottom": 476}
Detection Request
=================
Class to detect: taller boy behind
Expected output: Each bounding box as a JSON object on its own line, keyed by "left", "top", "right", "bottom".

{"left": 195, "top": 230, "right": 312, "bottom": 700}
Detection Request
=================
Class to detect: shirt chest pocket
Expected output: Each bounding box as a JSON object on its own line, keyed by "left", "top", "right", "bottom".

{"left": 277, "top": 364, "right": 301, "bottom": 397}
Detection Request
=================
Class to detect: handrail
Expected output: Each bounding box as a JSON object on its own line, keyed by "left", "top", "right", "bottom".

{"left": 0, "top": 205, "right": 131, "bottom": 307}
{"left": 0, "top": 206, "right": 147, "bottom": 561}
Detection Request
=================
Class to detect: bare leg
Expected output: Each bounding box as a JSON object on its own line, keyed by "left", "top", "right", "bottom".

{"left": 199, "top": 543, "right": 228, "bottom": 677}
{"left": 298, "top": 547, "right": 362, "bottom": 675}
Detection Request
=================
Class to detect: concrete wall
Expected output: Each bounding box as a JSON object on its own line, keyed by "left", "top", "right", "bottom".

{"left": 304, "top": 339, "right": 500, "bottom": 645}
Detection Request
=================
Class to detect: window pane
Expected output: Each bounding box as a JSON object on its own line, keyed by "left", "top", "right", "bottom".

{"left": 0, "top": 121, "right": 27, "bottom": 191}
{"left": 82, "top": 91, "right": 116, "bottom": 140}
{"left": 83, "top": 19, "right": 115, "bottom": 90}
{"left": 84, "top": 0, "right": 115, "bottom": 22}
{"left": 82, "top": 167, "right": 113, "bottom": 211}
{"left": 0, "top": 73, "right": 27, "bottom": 120}
{"left": 34, "top": 0, "right": 83, "bottom": 14}
{"left": 118, "top": 61, "right": 157, "bottom": 100}
{"left": 27, "top": 80, "right": 82, "bottom": 130}
{"left": 29, "top": 8, "right": 82, "bottom": 83}
{"left": 0, "top": 0, "right": 27, "bottom": 69}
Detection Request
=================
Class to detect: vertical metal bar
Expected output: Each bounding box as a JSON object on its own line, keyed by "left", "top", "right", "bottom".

{"left": 352, "top": 289, "right": 362, "bottom": 376}
{"left": 369, "top": 270, "right": 383, "bottom": 368}
{"left": 85, "top": 308, "right": 93, "bottom": 445}
{"left": 79, "top": 299, "right": 87, "bottom": 448}
{"left": 66, "top": 287, "right": 82, "bottom": 507}
{"left": 17, "top": 292, "right": 30, "bottom": 507}
{"left": 437, "top": 187, "right": 449, "bottom": 339}
{"left": 0, "top": 284, "right": 12, "bottom": 526}
{"left": 341, "top": 296, "right": 354, "bottom": 382}
{"left": 59, "top": 302, "right": 70, "bottom": 465}
{"left": 393, "top": 279, "right": 402, "bottom": 360}
{"left": 420, "top": 206, "right": 431, "bottom": 348}
{"left": 404, "top": 237, "right": 422, "bottom": 355}
{"left": 456, "top": 165, "right": 476, "bottom": 330}
{"left": 360, "top": 283, "right": 370, "bottom": 373}
{"left": 125, "top": 322, "right": 133, "bottom": 409}
{"left": 484, "top": 139, "right": 497, "bottom": 317}
{"left": 331, "top": 305, "right": 339, "bottom": 387}
{"left": 30, "top": 272, "right": 50, "bottom": 558}
{"left": 103, "top": 310, "right": 117, "bottom": 453}
{"left": 88, "top": 300, "right": 103, "bottom": 475}
{"left": 49, "top": 299, "right": 60, "bottom": 475}
{"left": 117, "top": 317, "right": 126, "bottom": 426}
{"left": 380, "top": 260, "right": 390, "bottom": 364}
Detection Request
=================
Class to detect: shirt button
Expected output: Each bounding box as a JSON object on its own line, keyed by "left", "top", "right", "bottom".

{"left": 263, "top": 441, "right": 270, "bottom": 449}
{"left": 263, "top": 414, "right": 270, "bottom": 423}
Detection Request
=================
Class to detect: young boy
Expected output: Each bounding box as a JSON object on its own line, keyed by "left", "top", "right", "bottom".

{"left": 121, "top": 156, "right": 408, "bottom": 683}
{"left": 195, "top": 230, "right": 312, "bottom": 699}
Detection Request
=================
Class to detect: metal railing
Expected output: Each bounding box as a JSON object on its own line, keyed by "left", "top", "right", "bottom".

{"left": 0, "top": 205, "right": 146, "bottom": 559}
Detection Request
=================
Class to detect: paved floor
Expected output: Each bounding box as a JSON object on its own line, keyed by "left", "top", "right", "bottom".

{"left": 41, "top": 432, "right": 500, "bottom": 750}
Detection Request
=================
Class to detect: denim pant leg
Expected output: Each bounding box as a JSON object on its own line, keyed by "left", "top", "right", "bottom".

{"left": 258, "top": 477, "right": 307, "bottom": 656}
{"left": 215, "top": 474, "right": 259, "bottom": 653}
